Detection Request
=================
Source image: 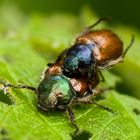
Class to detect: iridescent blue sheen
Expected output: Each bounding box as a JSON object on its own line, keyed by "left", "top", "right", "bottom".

{"left": 63, "top": 44, "right": 95, "bottom": 71}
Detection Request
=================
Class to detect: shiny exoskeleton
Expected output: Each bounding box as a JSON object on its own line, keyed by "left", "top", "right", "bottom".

{"left": 37, "top": 75, "right": 75, "bottom": 111}
{"left": 61, "top": 18, "right": 134, "bottom": 78}
{"left": 45, "top": 53, "right": 100, "bottom": 97}
{"left": 63, "top": 44, "right": 95, "bottom": 76}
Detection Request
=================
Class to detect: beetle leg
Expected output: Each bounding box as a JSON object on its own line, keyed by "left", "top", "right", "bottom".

{"left": 73, "top": 92, "right": 93, "bottom": 104}
{"left": 88, "top": 64, "right": 97, "bottom": 81}
{"left": 66, "top": 106, "right": 79, "bottom": 131}
{"left": 73, "top": 87, "right": 114, "bottom": 114}
{"left": 47, "top": 49, "right": 68, "bottom": 67}
{"left": 88, "top": 60, "right": 105, "bottom": 83}
{"left": 92, "top": 100, "right": 114, "bottom": 114}
{"left": 4, "top": 83, "right": 36, "bottom": 92}
{"left": 92, "top": 87, "right": 114, "bottom": 113}
{"left": 73, "top": 95, "right": 114, "bottom": 114}
{"left": 122, "top": 35, "right": 135, "bottom": 58}
{"left": 56, "top": 49, "right": 68, "bottom": 63}
{"left": 72, "top": 87, "right": 113, "bottom": 104}
{"left": 97, "top": 70, "right": 105, "bottom": 82}
{"left": 87, "top": 17, "right": 111, "bottom": 30}
{"left": 78, "top": 17, "right": 111, "bottom": 37}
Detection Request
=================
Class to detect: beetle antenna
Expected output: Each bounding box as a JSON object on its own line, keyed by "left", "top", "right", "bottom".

{"left": 122, "top": 35, "right": 135, "bottom": 58}
{"left": 78, "top": 17, "right": 111, "bottom": 38}
{"left": 97, "top": 70, "right": 105, "bottom": 82}
{"left": 5, "top": 83, "right": 36, "bottom": 91}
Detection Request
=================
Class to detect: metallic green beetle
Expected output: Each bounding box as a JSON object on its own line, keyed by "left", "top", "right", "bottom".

{"left": 4, "top": 75, "right": 79, "bottom": 130}
{"left": 37, "top": 75, "right": 75, "bottom": 111}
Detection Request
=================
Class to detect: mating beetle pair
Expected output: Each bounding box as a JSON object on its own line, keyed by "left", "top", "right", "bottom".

{"left": 3, "top": 18, "right": 134, "bottom": 131}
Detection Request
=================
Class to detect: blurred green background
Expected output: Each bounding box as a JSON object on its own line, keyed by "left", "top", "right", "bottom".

{"left": 0, "top": 0, "right": 139, "bottom": 28}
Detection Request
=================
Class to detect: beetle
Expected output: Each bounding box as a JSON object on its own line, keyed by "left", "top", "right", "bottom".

{"left": 3, "top": 75, "right": 78, "bottom": 130}
{"left": 2, "top": 71, "right": 111, "bottom": 131}
{"left": 45, "top": 50, "right": 100, "bottom": 97}
{"left": 53, "top": 18, "right": 134, "bottom": 79}
{"left": 2, "top": 58, "right": 111, "bottom": 131}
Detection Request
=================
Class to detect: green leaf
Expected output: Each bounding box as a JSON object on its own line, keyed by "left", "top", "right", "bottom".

{"left": 0, "top": 4, "right": 140, "bottom": 140}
